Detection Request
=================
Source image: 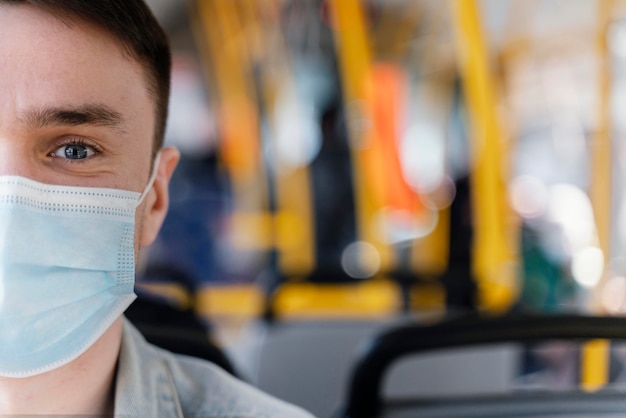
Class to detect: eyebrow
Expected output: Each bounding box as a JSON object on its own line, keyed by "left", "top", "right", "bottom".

{"left": 23, "top": 104, "right": 126, "bottom": 133}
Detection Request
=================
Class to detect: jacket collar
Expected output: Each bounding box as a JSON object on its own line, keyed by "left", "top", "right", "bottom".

{"left": 113, "top": 319, "right": 184, "bottom": 417}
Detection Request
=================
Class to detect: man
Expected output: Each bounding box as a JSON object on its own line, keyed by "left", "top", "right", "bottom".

{"left": 0, "top": 1, "right": 314, "bottom": 416}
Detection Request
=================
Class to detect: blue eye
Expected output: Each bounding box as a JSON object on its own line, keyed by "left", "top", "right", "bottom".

{"left": 63, "top": 144, "right": 89, "bottom": 159}
{"left": 51, "top": 141, "right": 97, "bottom": 160}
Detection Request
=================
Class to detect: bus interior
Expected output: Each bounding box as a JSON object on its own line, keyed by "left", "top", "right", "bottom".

{"left": 130, "top": 1, "right": 626, "bottom": 416}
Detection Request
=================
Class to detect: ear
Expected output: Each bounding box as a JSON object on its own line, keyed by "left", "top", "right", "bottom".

{"left": 139, "top": 146, "right": 180, "bottom": 247}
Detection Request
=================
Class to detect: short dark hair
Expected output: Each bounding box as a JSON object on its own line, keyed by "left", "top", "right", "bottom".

{"left": 1, "top": 0, "right": 171, "bottom": 159}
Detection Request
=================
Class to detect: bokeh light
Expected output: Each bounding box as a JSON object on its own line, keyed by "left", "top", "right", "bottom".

{"left": 509, "top": 175, "right": 549, "bottom": 219}
{"left": 341, "top": 241, "right": 381, "bottom": 279}
{"left": 571, "top": 246, "right": 604, "bottom": 288}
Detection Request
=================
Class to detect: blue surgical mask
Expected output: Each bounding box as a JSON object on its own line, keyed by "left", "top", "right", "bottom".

{"left": 0, "top": 159, "right": 159, "bottom": 377}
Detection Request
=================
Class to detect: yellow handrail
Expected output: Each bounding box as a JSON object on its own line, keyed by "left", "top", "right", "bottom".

{"left": 581, "top": 339, "right": 610, "bottom": 392}
{"left": 329, "top": 0, "right": 395, "bottom": 273}
{"left": 192, "top": 0, "right": 271, "bottom": 252}
{"left": 589, "top": 0, "right": 614, "bottom": 312}
{"left": 451, "top": 0, "right": 519, "bottom": 312}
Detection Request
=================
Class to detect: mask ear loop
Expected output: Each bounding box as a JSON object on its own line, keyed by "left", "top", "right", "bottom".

{"left": 137, "top": 151, "right": 162, "bottom": 206}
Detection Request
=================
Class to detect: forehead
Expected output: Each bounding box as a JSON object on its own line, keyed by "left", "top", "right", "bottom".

{"left": 0, "top": 4, "right": 155, "bottom": 138}
{"left": 0, "top": 4, "right": 129, "bottom": 68}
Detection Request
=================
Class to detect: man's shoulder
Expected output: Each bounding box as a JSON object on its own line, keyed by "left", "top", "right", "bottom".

{"left": 119, "top": 318, "right": 316, "bottom": 418}
{"left": 164, "top": 351, "right": 315, "bottom": 418}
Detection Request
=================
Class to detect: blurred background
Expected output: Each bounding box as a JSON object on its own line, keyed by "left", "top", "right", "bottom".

{"left": 132, "top": 0, "right": 626, "bottom": 416}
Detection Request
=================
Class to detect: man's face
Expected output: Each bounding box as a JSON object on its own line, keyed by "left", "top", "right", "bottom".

{"left": 0, "top": 4, "right": 161, "bottom": 252}
{"left": 0, "top": 5, "right": 156, "bottom": 194}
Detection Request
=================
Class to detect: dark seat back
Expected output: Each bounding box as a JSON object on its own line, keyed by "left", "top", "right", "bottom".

{"left": 340, "top": 313, "right": 626, "bottom": 418}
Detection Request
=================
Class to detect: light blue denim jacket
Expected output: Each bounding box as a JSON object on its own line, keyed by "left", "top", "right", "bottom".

{"left": 114, "top": 319, "right": 316, "bottom": 418}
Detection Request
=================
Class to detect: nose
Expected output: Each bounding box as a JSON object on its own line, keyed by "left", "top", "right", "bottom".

{"left": 0, "top": 138, "right": 38, "bottom": 179}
